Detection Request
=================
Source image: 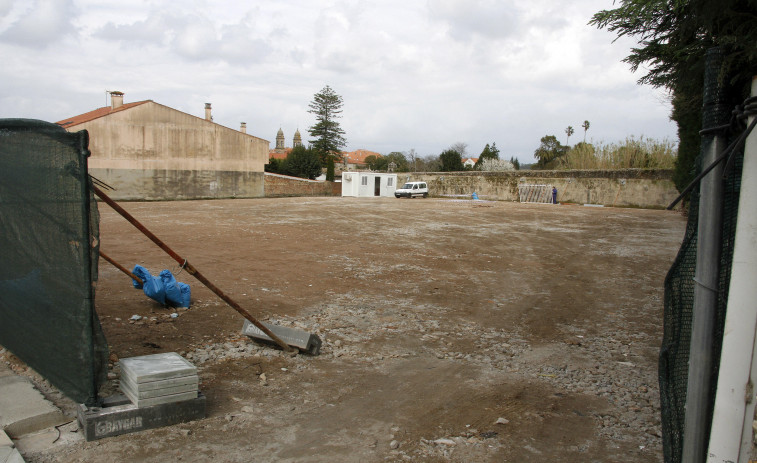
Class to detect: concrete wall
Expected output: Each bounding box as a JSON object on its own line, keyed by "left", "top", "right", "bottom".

{"left": 74, "top": 101, "right": 269, "bottom": 172}
{"left": 394, "top": 169, "right": 678, "bottom": 209}
{"left": 265, "top": 173, "right": 335, "bottom": 197}
{"left": 89, "top": 168, "right": 264, "bottom": 201}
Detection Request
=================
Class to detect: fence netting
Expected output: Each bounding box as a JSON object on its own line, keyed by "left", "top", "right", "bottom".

{"left": 0, "top": 119, "right": 108, "bottom": 406}
{"left": 658, "top": 47, "right": 745, "bottom": 462}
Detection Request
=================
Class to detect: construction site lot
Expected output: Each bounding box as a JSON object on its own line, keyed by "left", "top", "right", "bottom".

{"left": 6, "top": 196, "right": 686, "bottom": 462}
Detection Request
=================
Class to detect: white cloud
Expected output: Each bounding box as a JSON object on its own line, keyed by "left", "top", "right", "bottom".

{"left": 0, "top": 0, "right": 78, "bottom": 48}
{"left": 0, "top": 0, "right": 677, "bottom": 163}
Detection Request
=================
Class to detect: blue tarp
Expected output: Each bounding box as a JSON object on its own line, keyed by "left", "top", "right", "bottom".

{"left": 131, "top": 265, "right": 191, "bottom": 308}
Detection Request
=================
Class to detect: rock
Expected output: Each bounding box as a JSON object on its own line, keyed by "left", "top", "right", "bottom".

{"left": 434, "top": 438, "right": 456, "bottom": 446}
{"left": 241, "top": 406, "right": 254, "bottom": 414}
{"left": 390, "top": 440, "right": 400, "bottom": 449}
{"left": 495, "top": 417, "right": 509, "bottom": 425}
{"left": 130, "top": 314, "right": 141, "bottom": 321}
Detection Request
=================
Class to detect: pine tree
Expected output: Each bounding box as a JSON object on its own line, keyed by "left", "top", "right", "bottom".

{"left": 308, "top": 85, "right": 347, "bottom": 164}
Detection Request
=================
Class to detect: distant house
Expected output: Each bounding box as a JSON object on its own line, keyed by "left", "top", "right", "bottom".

{"left": 341, "top": 171, "right": 397, "bottom": 197}
{"left": 341, "top": 149, "right": 381, "bottom": 171}
{"left": 463, "top": 158, "right": 478, "bottom": 168}
{"left": 57, "top": 91, "right": 269, "bottom": 200}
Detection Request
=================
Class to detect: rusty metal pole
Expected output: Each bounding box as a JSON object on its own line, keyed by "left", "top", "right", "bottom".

{"left": 92, "top": 186, "right": 296, "bottom": 353}
{"left": 99, "top": 250, "right": 143, "bottom": 285}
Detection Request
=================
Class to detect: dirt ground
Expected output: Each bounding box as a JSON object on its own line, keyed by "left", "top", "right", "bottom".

{"left": 13, "top": 196, "right": 686, "bottom": 462}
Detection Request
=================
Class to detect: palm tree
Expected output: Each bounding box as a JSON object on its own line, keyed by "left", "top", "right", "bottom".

{"left": 565, "top": 126, "right": 574, "bottom": 146}
{"left": 581, "top": 120, "right": 590, "bottom": 143}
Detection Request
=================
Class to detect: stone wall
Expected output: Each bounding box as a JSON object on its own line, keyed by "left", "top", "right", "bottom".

{"left": 264, "top": 173, "right": 336, "bottom": 197}
{"left": 89, "top": 168, "right": 264, "bottom": 201}
{"left": 394, "top": 169, "right": 678, "bottom": 209}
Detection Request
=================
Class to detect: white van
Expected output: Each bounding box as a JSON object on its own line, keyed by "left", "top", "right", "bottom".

{"left": 394, "top": 181, "right": 428, "bottom": 198}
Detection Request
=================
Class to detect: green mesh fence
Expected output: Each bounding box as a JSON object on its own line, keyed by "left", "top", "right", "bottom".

{"left": 0, "top": 119, "right": 108, "bottom": 406}
{"left": 659, "top": 47, "right": 745, "bottom": 462}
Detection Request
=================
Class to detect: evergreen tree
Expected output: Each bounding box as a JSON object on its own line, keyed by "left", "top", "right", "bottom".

{"left": 474, "top": 144, "right": 493, "bottom": 169}
{"left": 308, "top": 85, "right": 347, "bottom": 164}
{"left": 533, "top": 135, "right": 567, "bottom": 169}
{"left": 440, "top": 149, "right": 465, "bottom": 171}
{"left": 490, "top": 142, "right": 500, "bottom": 159}
{"left": 326, "top": 156, "right": 335, "bottom": 182}
{"left": 286, "top": 145, "right": 322, "bottom": 180}
{"left": 591, "top": 0, "right": 757, "bottom": 192}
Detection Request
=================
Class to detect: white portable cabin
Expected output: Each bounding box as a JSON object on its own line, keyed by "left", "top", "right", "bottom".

{"left": 341, "top": 172, "right": 398, "bottom": 197}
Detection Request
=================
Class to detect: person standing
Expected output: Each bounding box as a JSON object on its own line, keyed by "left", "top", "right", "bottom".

{"left": 552, "top": 186, "right": 558, "bottom": 204}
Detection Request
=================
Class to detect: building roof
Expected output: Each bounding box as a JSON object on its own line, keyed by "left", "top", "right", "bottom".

{"left": 463, "top": 157, "right": 479, "bottom": 164}
{"left": 56, "top": 101, "right": 151, "bottom": 128}
{"left": 56, "top": 97, "right": 268, "bottom": 144}
{"left": 268, "top": 148, "right": 291, "bottom": 160}
{"left": 343, "top": 149, "right": 381, "bottom": 164}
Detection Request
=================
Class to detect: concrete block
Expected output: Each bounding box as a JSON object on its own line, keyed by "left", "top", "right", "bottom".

{"left": 122, "top": 387, "right": 198, "bottom": 408}
{"left": 0, "top": 375, "right": 67, "bottom": 438}
{"left": 120, "top": 374, "right": 198, "bottom": 393}
{"left": 242, "top": 320, "right": 322, "bottom": 355}
{"left": 119, "top": 353, "right": 196, "bottom": 384}
{"left": 0, "top": 446, "right": 25, "bottom": 463}
{"left": 119, "top": 378, "right": 196, "bottom": 400}
{"left": 77, "top": 393, "right": 205, "bottom": 441}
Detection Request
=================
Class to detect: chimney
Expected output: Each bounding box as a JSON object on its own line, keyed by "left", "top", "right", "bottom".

{"left": 240, "top": 122, "right": 247, "bottom": 133}
{"left": 110, "top": 91, "right": 124, "bottom": 109}
{"left": 205, "top": 103, "right": 212, "bottom": 121}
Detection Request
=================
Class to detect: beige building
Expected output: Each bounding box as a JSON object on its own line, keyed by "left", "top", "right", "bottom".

{"left": 57, "top": 91, "right": 270, "bottom": 200}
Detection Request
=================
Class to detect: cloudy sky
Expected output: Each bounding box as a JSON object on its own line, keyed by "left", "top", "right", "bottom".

{"left": 0, "top": 0, "right": 677, "bottom": 163}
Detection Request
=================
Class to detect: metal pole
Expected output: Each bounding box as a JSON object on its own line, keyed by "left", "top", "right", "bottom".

{"left": 99, "top": 250, "right": 143, "bottom": 285}
{"left": 682, "top": 47, "right": 728, "bottom": 463}
{"left": 706, "top": 76, "right": 757, "bottom": 463}
{"left": 92, "top": 186, "right": 296, "bottom": 353}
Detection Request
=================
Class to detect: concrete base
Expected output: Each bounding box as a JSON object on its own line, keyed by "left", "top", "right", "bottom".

{"left": 0, "top": 374, "right": 67, "bottom": 439}
{"left": 242, "top": 320, "right": 322, "bottom": 355}
{"left": 77, "top": 392, "right": 205, "bottom": 441}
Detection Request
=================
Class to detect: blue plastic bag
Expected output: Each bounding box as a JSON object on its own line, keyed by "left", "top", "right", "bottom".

{"left": 131, "top": 265, "right": 190, "bottom": 308}
{"left": 131, "top": 265, "right": 166, "bottom": 305}
{"left": 159, "top": 270, "right": 191, "bottom": 308}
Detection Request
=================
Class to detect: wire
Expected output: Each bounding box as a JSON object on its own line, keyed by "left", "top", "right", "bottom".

{"left": 667, "top": 96, "right": 757, "bottom": 210}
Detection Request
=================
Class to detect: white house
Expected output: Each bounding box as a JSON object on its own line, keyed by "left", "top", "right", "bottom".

{"left": 341, "top": 172, "right": 397, "bottom": 197}
{"left": 463, "top": 157, "right": 478, "bottom": 168}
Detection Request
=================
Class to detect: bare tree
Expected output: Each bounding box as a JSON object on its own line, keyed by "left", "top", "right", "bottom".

{"left": 449, "top": 142, "right": 468, "bottom": 158}
{"left": 406, "top": 148, "right": 418, "bottom": 172}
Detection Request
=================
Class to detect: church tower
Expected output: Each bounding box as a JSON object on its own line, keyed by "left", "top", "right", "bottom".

{"left": 275, "top": 128, "right": 285, "bottom": 150}
{"left": 293, "top": 129, "right": 302, "bottom": 148}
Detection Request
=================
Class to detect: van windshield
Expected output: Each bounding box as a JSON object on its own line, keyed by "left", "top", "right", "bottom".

{"left": 401, "top": 183, "right": 414, "bottom": 189}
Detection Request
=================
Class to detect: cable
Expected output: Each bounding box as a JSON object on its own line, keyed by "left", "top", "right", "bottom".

{"left": 667, "top": 96, "right": 757, "bottom": 210}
